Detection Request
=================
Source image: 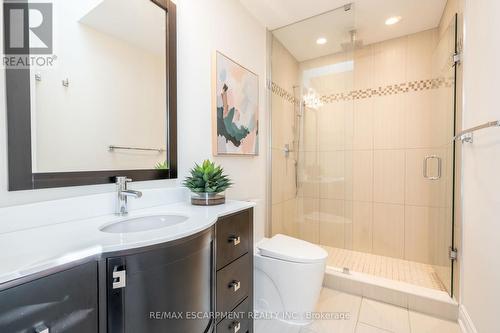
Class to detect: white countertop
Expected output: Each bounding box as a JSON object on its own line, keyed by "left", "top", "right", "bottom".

{"left": 0, "top": 200, "right": 255, "bottom": 286}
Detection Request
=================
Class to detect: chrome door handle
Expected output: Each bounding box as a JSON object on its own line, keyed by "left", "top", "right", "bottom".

{"left": 229, "top": 280, "right": 241, "bottom": 292}
{"left": 112, "top": 270, "right": 126, "bottom": 289}
{"left": 229, "top": 236, "right": 241, "bottom": 246}
{"left": 423, "top": 155, "right": 442, "bottom": 180}
{"left": 232, "top": 321, "right": 241, "bottom": 333}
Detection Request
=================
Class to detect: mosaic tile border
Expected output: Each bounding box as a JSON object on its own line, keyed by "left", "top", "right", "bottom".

{"left": 271, "top": 77, "right": 454, "bottom": 105}
{"left": 269, "top": 80, "right": 300, "bottom": 105}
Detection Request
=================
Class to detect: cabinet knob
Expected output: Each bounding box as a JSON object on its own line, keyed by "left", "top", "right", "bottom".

{"left": 229, "top": 280, "right": 241, "bottom": 292}
{"left": 34, "top": 324, "right": 49, "bottom": 333}
{"left": 231, "top": 321, "right": 241, "bottom": 333}
{"left": 229, "top": 236, "right": 241, "bottom": 246}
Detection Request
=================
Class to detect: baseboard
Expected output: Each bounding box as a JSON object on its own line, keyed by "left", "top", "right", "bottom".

{"left": 458, "top": 305, "right": 478, "bottom": 333}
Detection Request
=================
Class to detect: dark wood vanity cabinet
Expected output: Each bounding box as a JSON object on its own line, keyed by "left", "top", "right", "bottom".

{"left": 105, "top": 227, "right": 214, "bottom": 333}
{"left": 0, "top": 262, "right": 99, "bottom": 333}
{"left": 215, "top": 209, "right": 254, "bottom": 333}
{"left": 0, "top": 208, "right": 254, "bottom": 333}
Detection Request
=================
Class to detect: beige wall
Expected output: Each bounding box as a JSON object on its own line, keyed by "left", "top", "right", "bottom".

{"left": 271, "top": 28, "right": 456, "bottom": 283}
{"left": 0, "top": 0, "right": 268, "bottom": 246}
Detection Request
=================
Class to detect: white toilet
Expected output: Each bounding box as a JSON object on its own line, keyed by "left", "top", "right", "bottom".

{"left": 254, "top": 234, "right": 328, "bottom": 325}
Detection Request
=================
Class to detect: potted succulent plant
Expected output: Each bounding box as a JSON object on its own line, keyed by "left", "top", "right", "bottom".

{"left": 183, "top": 160, "right": 233, "bottom": 206}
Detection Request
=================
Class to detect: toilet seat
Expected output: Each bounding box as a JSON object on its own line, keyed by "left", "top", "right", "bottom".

{"left": 257, "top": 234, "right": 328, "bottom": 264}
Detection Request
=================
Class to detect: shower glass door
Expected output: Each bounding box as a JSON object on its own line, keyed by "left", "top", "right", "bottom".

{"left": 270, "top": 4, "right": 355, "bottom": 247}
{"left": 269, "top": 5, "right": 458, "bottom": 296}
{"left": 430, "top": 14, "right": 458, "bottom": 296}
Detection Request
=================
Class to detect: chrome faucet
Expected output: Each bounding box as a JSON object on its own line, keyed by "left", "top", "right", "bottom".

{"left": 115, "top": 177, "right": 142, "bottom": 216}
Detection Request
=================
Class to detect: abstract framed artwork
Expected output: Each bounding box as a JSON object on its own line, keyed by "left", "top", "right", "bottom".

{"left": 212, "top": 51, "right": 259, "bottom": 156}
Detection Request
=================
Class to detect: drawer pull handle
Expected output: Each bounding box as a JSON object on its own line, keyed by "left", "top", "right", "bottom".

{"left": 231, "top": 321, "right": 241, "bottom": 333}
{"left": 229, "top": 280, "right": 241, "bottom": 292}
{"left": 112, "top": 269, "right": 126, "bottom": 289}
{"left": 229, "top": 236, "right": 241, "bottom": 246}
{"left": 34, "top": 324, "right": 49, "bottom": 333}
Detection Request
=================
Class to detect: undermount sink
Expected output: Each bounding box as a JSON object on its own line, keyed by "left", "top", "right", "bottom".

{"left": 100, "top": 215, "right": 189, "bottom": 234}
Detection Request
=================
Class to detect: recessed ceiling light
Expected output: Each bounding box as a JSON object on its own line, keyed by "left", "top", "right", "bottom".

{"left": 316, "top": 37, "right": 327, "bottom": 45}
{"left": 385, "top": 16, "right": 402, "bottom": 26}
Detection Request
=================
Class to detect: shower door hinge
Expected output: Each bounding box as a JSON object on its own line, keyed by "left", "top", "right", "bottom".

{"left": 449, "top": 247, "right": 458, "bottom": 261}
{"left": 452, "top": 52, "right": 461, "bottom": 66}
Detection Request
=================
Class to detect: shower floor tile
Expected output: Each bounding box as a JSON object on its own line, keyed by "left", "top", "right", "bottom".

{"left": 322, "top": 246, "right": 446, "bottom": 292}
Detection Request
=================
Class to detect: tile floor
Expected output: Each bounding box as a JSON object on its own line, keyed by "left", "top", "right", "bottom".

{"left": 322, "top": 246, "right": 446, "bottom": 291}
{"left": 255, "top": 288, "right": 461, "bottom": 333}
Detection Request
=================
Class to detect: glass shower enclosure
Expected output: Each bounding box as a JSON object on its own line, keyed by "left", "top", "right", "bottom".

{"left": 269, "top": 5, "right": 458, "bottom": 296}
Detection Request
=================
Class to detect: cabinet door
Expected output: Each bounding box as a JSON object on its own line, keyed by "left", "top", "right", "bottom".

{"left": 107, "top": 228, "right": 214, "bottom": 333}
{"left": 0, "top": 262, "right": 98, "bottom": 333}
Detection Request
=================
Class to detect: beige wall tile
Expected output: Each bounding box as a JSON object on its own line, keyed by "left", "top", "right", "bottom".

{"left": 352, "top": 99, "right": 374, "bottom": 150}
{"left": 373, "top": 95, "right": 406, "bottom": 150}
{"left": 352, "top": 201, "right": 373, "bottom": 252}
{"left": 344, "top": 200, "right": 353, "bottom": 249}
{"left": 301, "top": 108, "right": 318, "bottom": 152}
{"left": 318, "top": 102, "right": 346, "bottom": 151}
{"left": 373, "top": 150, "right": 405, "bottom": 204}
{"left": 344, "top": 150, "right": 353, "bottom": 200}
{"left": 351, "top": 150, "right": 373, "bottom": 202}
{"left": 271, "top": 148, "right": 285, "bottom": 205}
{"left": 354, "top": 45, "right": 374, "bottom": 90}
{"left": 282, "top": 198, "right": 299, "bottom": 238}
{"left": 282, "top": 102, "right": 296, "bottom": 149}
{"left": 297, "top": 151, "right": 320, "bottom": 198}
{"left": 283, "top": 154, "right": 297, "bottom": 201}
{"left": 319, "top": 151, "right": 345, "bottom": 200}
{"left": 373, "top": 203, "right": 405, "bottom": 258}
{"left": 271, "top": 203, "right": 283, "bottom": 236}
{"left": 271, "top": 94, "right": 284, "bottom": 150}
{"left": 311, "top": 71, "right": 353, "bottom": 96}
{"left": 405, "top": 90, "right": 448, "bottom": 149}
{"left": 319, "top": 199, "right": 345, "bottom": 248}
{"left": 271, "top": 38, "right": 299, "bottom": 88}
{"left": 407, "top": 29, "right": 438, "bottom": 82}
{"left": 405, "top": 205, "right": 433, "bottom": 263}
{"left": 344, "top": 101, "right": 354, "bottom": 151}
{"left": 373, "top": 36, "right": 408, "bottom": 87}
{"left": 297, "top": 197, "right": 320, "bottom": 244}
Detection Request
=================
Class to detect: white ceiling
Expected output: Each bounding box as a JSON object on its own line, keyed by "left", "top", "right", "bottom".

{"left": 240, "top": 0, "right": 447, "bottom": 62}
{"left": 80, "top": 0, "right": 166, "bottom": 55}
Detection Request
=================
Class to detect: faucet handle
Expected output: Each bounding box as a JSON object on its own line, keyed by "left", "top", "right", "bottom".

{"left": 115, "top": 176, "right": 133, "bottom": 187}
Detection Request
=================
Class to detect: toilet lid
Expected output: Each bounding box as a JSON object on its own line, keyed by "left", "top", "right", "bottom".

{"left": 257, "top": 234, "right": 328, "bottom": 264}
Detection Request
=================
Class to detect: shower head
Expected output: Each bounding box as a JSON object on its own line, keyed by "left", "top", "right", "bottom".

{"left": 341, "top": 29, "right": 363, "bottom": 52}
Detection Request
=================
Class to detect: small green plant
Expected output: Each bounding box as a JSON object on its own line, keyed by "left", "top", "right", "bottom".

{"left": 154, "top": 160, "right": 169, "bottom": 170}
{"left": 183, "top": 160, "right": 232, "bottom": 194}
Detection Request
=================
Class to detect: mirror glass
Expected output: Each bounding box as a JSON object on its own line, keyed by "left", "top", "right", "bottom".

{"left": 31, "top": 0, "right": 167, "bottom": 173}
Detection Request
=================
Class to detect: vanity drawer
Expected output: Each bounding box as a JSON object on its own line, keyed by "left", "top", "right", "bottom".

{"left": 216, "top": 209, "right": 251, "bottom": 269}
{"left": 216, "top": 253, "right": 250, "bottom": 314}
{"left": 216, "top": 298, "right": 251, "bottom": 333}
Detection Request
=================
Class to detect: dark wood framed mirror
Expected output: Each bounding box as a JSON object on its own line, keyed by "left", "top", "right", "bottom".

{"left": 4, "top": 0, "right": 177, "bottom": 190}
